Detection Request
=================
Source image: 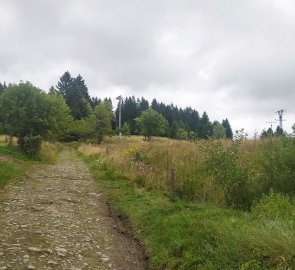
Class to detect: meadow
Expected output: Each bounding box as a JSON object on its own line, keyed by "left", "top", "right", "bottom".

{"left": 79, "top": 136, "right": 295, "bottom": 209}
{"left": 78, "top": 136, "right": 295, "bottom": 269}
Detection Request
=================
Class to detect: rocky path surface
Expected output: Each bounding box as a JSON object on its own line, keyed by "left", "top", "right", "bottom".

{"left": 0, "top": 148, "right": 146, "bottom": 270}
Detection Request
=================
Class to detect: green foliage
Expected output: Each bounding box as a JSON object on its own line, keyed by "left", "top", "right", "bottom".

{"left": 120, "top": 122, "right": 131, "bottom": 136}
{"left": 188, "top": 131, "right": 197, "bottom": 141}
{"left": 117, "top": 96, "right": 139, "bottom": 133}
{"left": 198, "top": 112, "right": 212, "bottom": 139}
{"left": 71, "top": 116, "right": 96, "bottom": 141}
{"left": 0, "top": 82, "right": 49, "bottom": 139}
{"left": 48, "top": 85, "right": 58, "bottom": 95}
{"left": 56, "top": 71, "right": 92, "bottom": 120}
{"left": 56, "top": 71, "right": 72, "bottom": 97}
{"left": 66, "top": 100, "right": 114, "bottom": 143}
{"left": 94, "top": 101, "right": 113, "bottom": 143}
{"left": 252, "top": 191, "right": 293, "bottom": 220}
{"left": 212, "top": 121, "right": 226, "bottom": 139}
{"left": 116, "top": 96, "right": 228, "bottom": 139}
{"left": 175, "top": 128, "right": 188, "bottom": 140}
{"left": 0, "top": 82, "right": 74, "bottom": 154}
{"left": 45, "top": 94, "right": 74, "bottom": 141}
{"left": 135, "top": 108, "right": 168, "bottom": 141}
{"left": 0, "top": 81, "right": 7, "bottom": 96}
{"left": 222, "top": 118, "right": 233, "bottom": 139}
{"left": 18, "top": 135, "right": 42, "bottom": 156}
{"left": 70, "top": 96, "right": 92, "bottom": 120}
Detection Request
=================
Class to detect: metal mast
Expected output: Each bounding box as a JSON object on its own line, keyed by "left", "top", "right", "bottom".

{"left": 116, "top": 95, "right": 123, "bottom": 136}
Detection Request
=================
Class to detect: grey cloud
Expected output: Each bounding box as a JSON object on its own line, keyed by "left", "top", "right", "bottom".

{"left": 0, "top": 0, "right": 294, "bottom": 133}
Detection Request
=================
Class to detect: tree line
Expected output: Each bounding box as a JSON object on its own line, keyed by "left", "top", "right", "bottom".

{"left": 0, "top": 71, "right": 235, "bottom": 155}
{"left": 51, "top": 71, "right": 233, "bottom": 140}
{"left": 116, "top": 96, "right": 233, "bottom": 140}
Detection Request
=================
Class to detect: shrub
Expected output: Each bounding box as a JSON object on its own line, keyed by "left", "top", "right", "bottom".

{"left": 175, "top": 128, "right": 188, "bottom": 140}
{"left": 251, "top": 191, "right": 294, "bottom": 220}
{"left": 18, "top": 135, "right": 43, "bottom": 156}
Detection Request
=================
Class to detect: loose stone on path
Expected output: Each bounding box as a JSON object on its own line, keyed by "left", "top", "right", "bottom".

{"left": 0, "top": 148, "right": 146, "bottom": 270}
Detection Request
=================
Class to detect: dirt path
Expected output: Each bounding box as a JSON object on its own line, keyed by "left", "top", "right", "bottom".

{"left": 0, "top": 148, "right": 147, "bottom": 270}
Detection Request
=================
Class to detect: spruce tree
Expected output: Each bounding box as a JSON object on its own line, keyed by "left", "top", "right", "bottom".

{"left": 73, "top": 74, "right": 91, "bottom": 102}
{"left": 198, "top": 112, "right": 212, "bottom": 138}
{"left": 56, "top": 71, "right": 73, "bottom": 97}
{"left": 138, "top": 97, "right": 149, "bottom": 114}
{"left": 222, "top": 118, "right": 233, "bottom": 139}
{"left": 56, "top": 72, "right": 91, "bottom": 120}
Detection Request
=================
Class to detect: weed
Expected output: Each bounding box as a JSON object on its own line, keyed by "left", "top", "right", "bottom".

{"left": 252, "top": 191, "right": 294, "bottom": 220}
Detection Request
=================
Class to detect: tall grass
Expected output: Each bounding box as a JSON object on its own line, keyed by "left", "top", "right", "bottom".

{"left": 39, "top": 142, "right": 62, "bottom": 163}
{"left": 0, "top": 136, "right": 62, "bottom": 188}
{"left": 80, "top": 140, "right": 295, "bottom": 269}
{"left": 79, "top": 136, "right": 295, "bottom": 210}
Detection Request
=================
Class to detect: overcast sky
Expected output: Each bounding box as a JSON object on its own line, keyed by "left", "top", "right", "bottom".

{"left": 1, "top": 0, "right": 295, "bottom": 135}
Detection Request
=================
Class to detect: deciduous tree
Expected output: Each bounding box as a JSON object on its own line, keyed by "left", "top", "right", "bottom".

{"left": 0, "top": 82, "right": 74, "bottom": 154}
{"left": 135, "top": 108, "right": 168, "bottom": 141}
{"left": 94, "top": 101, "right": 113, "bottom": 143}
{"left": 213, "top": 121, "right": 226, "bottom": 139}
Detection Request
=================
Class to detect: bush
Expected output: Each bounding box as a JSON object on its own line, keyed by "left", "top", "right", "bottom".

{"left": 175, "top": 128, "right": 188, "bottom": 140}
{"left": 251, "top": 191, "right": 294, "bottom": 220}
{"left": 18, "top": 135, "right": 43, "bottom": 156}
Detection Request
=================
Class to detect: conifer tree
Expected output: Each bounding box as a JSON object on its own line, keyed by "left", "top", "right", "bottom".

{"left": 138, "top": 97, "right": 149, "bottom": 114}
{"left": 274, "top": 126, "right": 284, "bottom": 136}
{"left": 56, "top": 72, "right": 91, "bottom": 120}
{"left": 198, "top": 112, "right": 212, "bottom": 138}
{"left": 0, "top": 82, "right": 7, "bottom": 95}
{"left": 222, "top": 118, "right": 233, "bottom": 139}
{"left": 56, "top": 71, "right": 72, "bottom": 97}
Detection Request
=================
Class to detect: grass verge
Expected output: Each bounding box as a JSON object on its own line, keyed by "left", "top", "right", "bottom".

{"left": 81, "top": 151, "right": 295, "bottom": 270}
{"left": 0, "top": 140, "right": 62, "bottom": 188}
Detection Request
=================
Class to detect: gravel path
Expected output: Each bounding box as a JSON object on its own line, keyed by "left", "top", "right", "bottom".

{"left": 0, "top": 148, "right": 147, "bottom": 270}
